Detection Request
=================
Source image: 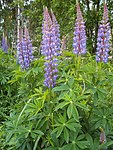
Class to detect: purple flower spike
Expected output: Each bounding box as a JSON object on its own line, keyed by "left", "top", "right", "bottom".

{"left": 41, "top": 7, "right": 60, "bottom": 88}
{"left": 96, "top": 3, "right": 110, "bottom": 63}
{"left": 73, "top": 3, "right": 86, "bottom": 55}
{"left": 51, "top": 10, "right": 61, "bottom": 55}
{"left": 17, "top": 27, "right": 33, "bottom": 70}
{"left": 1, "top": 36, "right": 8, "bottom": 53}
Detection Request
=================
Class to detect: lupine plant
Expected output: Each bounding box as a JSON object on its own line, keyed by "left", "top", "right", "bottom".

{"left": 17, "top": 27, "right": 33, "bottom": 70}
{"left": 73, "top": 0, "right": 86, "bottom": 55}
{"left": 96, "top": 2, "right": 110, "bottom": 63}
{"left": 1, "top": 35, "right": 8, "bottom": 53}
{"left": 41, "top": 7, "right": 60, "bottom": 88}
{"left": 1, "top": 1, "right": 113, "bottom": 150}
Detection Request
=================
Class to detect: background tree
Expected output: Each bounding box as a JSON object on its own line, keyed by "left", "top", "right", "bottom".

{"left": 0, "top": 0, "right": 113, "bottom": 53}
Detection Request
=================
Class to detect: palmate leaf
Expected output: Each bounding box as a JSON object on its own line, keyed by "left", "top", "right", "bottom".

{"left": 44, "top": 147, "right": 58, "bottom": 150}
{"left": 55, "top": 101, "right": 70, "bottom": 111}
{"left": 67, "top": 103, "right": 73, "bottom": 119}
{"left": 72, "top": 105, "right": 79, "bottom": 121}
{"left": 63, "top": 93, "right": 72, "bottom": 101}
{"left": 52, "top": 116, "right": 80, "bottom": 141}
{"left": 21, "top": 141, "right": 26, "bottom": 150}
{"left": 26, "top": 142, "right": 32, "bottom": 150}
{"left": 6, "top": 131, "right": 14, "bottom": 143}
{"left": 76, "top": 141, "right": 89, "bottom": 149}
{"left": 86, "top": 134, "right": 99, "bottom": 150}
{"left": 75, "top": 95, "right": 89, "bottom": 101}
{"left": 58, "top": 113, "right": 66, "bottom": 123}
{"left": 65, "top": 123, "right": 79, "bottom": 132}
{"left": 32, "top": 130, "right": 44, "bottom": 135}
{"left": 52, "top": 85, "right": 69, "bottom": 92}
{"left": 61, "top": 143, "right": 72, "bottom": 150}
{"left": 56, "top": 126, "right": 64, "bottom": 138}
{"left": 71, "top": 144, "right": 79, "bottom": 150}
{"left": 64, "top": 128, "right": 69, "bottom": 143}
{"left": 52, "top": 126, "right": 63, "bottom": 138}
{"left": 75, "top": 102, "right": 88, "bottom": 111}
{"left": 99, "top": 141, "right": 113, "bottom": 149}
{"left": 68, "top": 77, "right": 74, "bottom": 87}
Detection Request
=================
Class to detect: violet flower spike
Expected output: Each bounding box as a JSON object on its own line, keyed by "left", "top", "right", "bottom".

{"left": 17, "top": 27, "right": 33, "bottom": 70}
{"left": 96, "top": 3, "right": 110, "bottom": 63}
{"left": 41, "top": 7, "right": 59, "bottom": 88}
{"left": 51, "top": 10, "right": 61, "bottom": 55}
{"left": 1, "top": 36, "right": 8, "bottom": 53}
{"left": 73, "top": 3, "right": 86, "bottom": 55}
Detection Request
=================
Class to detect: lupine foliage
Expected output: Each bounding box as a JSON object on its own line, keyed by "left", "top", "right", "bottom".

{"left": 1, "top": 49, "right": 113, "bottom": 149}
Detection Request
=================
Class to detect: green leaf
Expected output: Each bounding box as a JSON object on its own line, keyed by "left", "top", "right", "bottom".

{"left": 21, "top": 141, "right": 26, "bottom": 150}
{"left": 76, "top": 141, "right": 89, "bottom": 149}
{"left": 72, "top": 105, "right": 79, "bottom": 121}
{"left": 77, "top": 134, "right": 85, "bottom": 141}
{"left": 75, "top": 102, "right": 88, "bottom": 111}
{"left": 61, "top": 144, "right": 72, "bottom": 150}
{"left": 33, "top": 130, "right": 44, "bottom": 135}
{"left": 52, "top": 85, "right": 69, "bottom": 92}
{"left": 44, "top": 147, "right": 57, "bottom": 150}
{"left": 66, "top": 123, "right": 76, "bottom": 132}
{"left": 55, "top": 101, "right": 70, "bottom": 111}
{"left": 93, "top": 119, "right": 101, "bottom": 129}
{"left": 68, "top": 77, "right": 74, "bottom": 87}
{"left": 86, "top": 134, "right": 93, "bottom": 148}
{"left": 71, "top": 144, "right": 79, "bottom": 150}
{"left": 64, "top": 128, "right": 69, "bottom": 143}
{"left": 99, "top": 141, "right": 113, "bottom": 149}
{"left": 98, "top": 88, "right": 107, "bottom": 94}
{"left": 76, "top": 95, "right": 89, "bottom": 101}
{"left": 56, "top": 126, "right": 64, "bottom": 138}
{"left": 27, "top": 143, "right": 32, "bottom": 150}
{"left": 67, "top": 104, "right": 73, "bottom": 119}
{"left": 6, "top": 132, "right": 13, "bottom": 143}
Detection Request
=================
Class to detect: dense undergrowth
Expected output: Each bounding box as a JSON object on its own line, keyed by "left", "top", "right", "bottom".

{"left": 1, "top": 48, "right": 113, "bottom": 150}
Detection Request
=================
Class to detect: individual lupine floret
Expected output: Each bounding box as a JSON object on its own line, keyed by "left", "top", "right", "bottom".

{"left": 1, "top": 35, "right": 8, "bottom": 53}
{"left": 73, "top": 2, "right": 86, "bottom": 55}
{"left": 41, "top": 7, "right": 60, "bottom": 88}
{"left": 17, "top": 27, "right": 33, "bottom": 70}
{"left": 96, "top": 3, "right": 110, "bottom": 63}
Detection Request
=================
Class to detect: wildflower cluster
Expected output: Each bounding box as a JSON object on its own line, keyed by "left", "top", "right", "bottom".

{"left": 73, "top": 2, "right": 86, "bottom": 55}
{"left": 17, "top": 27, "right": 33, "bottom": 70}
{"left": 41, "top": 7, "right": 60, "bottom": 88}
{"left": 96, "top": 3, "right": 110, "bottom": 63}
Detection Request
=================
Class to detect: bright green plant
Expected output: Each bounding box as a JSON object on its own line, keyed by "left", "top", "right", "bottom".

{"left": 1, "top": 51, "right": 113, "bottom": 150}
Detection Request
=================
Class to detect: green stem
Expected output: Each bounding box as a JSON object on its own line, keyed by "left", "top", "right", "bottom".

{"left": 103, "top": 0, "right": 105, "bottom": 4}
{"left": 77, "top": 55, "right": 81, "bottom": 70}
{"left": 99, "top": 62, "right": 102, "bottom": 71}
{"left": 16, "top": 98, "right": 32, "bottom": 127}
{"left": 33, "top": 136, "right": 40, "bottom": 150}
{"left": 76, "top": 0, "right": 78, "bottom": 4}
{"left": 48, "top": 88, "right": 52, "bottom": 101}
